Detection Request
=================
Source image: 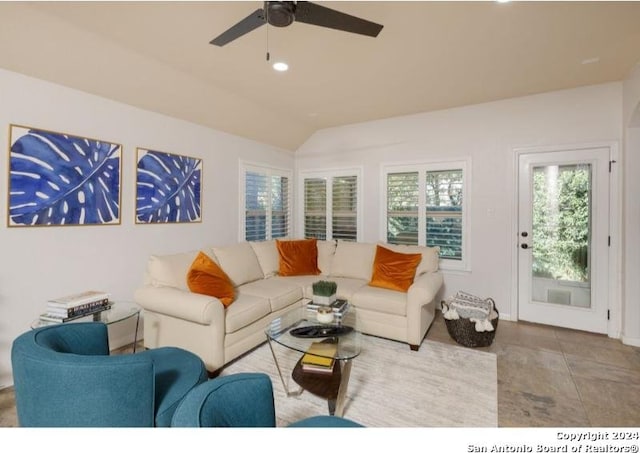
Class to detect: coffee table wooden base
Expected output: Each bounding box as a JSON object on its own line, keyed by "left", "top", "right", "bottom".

{"left": 292, "top": 358, "right": 352, "bottom": 417}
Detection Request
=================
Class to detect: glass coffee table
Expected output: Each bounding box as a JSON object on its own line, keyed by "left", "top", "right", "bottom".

{"left": 265, "top": 303, "right": 361, "bottom": 417}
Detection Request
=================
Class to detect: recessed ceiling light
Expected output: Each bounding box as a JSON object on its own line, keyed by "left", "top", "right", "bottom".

{"left": 273, "top": 62, "right": 289, "bottom": 72}
{"left": 496, "top": 0, "right": 511, "bottom": 3}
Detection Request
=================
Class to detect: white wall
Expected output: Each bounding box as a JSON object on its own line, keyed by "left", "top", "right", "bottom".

{"left": 296, "top": 83, "right": 623, "bottom": 326}
{"left": 0, "top": 68, "right": 294, "bottom": 389}
{"left": 622, "top": 63, "right": 640, "bottom": 346}
{"left": 1, "top": 68, "right": 634, "bottom": 390}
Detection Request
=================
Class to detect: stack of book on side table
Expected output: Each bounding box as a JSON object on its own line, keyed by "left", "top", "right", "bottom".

{"left": 301, "top": 341, "right": 338, "bottom": 374}
{"left": 305, "top": 298, "right": 350, "bottom": 320}
{"left": 39, "top": 290, "right": 112, "bottom": 323}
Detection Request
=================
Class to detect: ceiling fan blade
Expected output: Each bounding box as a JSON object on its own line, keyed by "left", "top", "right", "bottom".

{"left": 294, "top": 1, "right": 383, "bottom": 38}
{"left": 210, "top": 8, "right": 266, "bottom": 47}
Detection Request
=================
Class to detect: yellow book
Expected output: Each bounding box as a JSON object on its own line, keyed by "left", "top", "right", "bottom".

{"left": 301, "top": 342, "right": 337, "bottom": 368}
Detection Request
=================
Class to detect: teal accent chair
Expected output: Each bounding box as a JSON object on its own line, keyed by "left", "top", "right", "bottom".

{"left": 11, "top": 322, "right": 208, "bottom": 427}
{"left": 170, "top": 372, "right": 363, "bottom": 428}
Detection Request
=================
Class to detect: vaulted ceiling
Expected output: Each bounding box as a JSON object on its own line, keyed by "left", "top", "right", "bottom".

{"left": 1, "top": 1, "right": 639, "bottom": 150}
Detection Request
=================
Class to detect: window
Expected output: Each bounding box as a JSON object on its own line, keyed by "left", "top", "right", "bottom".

{"left": 300, "top": 170, "right": 361, "bottom": 241}
{"left": 384, "top": 161, "right": 468, "bottom": 270}
{"left": 242, "top": 163, "right": 291, "bottom": 241}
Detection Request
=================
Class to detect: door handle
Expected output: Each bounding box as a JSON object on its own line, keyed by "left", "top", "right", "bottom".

{"left": 521, "top": 243, "right": 532, "bottom": 249}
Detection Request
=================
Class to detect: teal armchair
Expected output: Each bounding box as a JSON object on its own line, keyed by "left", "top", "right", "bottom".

{"left": 11, "top": 322, "right": 208, "bottom": 427}
{"left": 171, "top": 372, "right": 363, "bottom": 428}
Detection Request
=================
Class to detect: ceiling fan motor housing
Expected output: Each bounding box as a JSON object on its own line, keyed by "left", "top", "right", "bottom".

{"left": 210, "top": 1, "right": 383, "bottom": 47}
{"left": 266, "top": 1, "right": 296, "bottom": 27}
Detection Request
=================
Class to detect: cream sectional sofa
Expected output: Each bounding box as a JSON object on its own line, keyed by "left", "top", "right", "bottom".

{"left": 134, "top": 240, "right": 444, "bottom": 373}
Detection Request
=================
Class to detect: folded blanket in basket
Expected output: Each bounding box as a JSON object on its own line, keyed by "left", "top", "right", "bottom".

{"left": 443, "top": 291, "right": 496, "bottom": 332}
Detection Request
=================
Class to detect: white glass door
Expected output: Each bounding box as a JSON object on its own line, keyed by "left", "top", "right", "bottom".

{"left": 518, "top": 148, "right": 610, "bottom": 333}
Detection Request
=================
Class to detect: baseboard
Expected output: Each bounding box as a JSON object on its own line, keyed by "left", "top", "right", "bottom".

{"left": 497, "top": 312, "right": 513, "bottom": 321}
{"left": 621, "top": 334, "right": 640, "bottom": 347}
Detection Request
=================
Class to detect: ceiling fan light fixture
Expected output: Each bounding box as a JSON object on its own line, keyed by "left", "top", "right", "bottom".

{"left": 273, "top": 61, "right": 289, "bottom": 72}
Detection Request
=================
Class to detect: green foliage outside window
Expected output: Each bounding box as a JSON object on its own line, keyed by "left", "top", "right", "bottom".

{"left": 532, "top": 165, "right": 590, "bottom": 282}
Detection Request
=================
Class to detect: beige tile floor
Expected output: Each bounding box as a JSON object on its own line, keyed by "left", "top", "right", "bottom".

{"left": 1, "top": 312, "right": 639, "bottom": 427}
{"left": 426, "top": 312, "right": 640, "bottom": 427}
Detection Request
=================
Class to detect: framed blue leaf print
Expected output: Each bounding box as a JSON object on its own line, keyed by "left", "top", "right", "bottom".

{"left": 135, "top": 148, "right": 202, "bottom": 224}
{"left": 8, "top": 125, "right": 122, "bottom": 227}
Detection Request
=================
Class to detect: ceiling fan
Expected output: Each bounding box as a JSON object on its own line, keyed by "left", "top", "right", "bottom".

{"left": 210, "top": 1, "right": 384, "bottom": 47}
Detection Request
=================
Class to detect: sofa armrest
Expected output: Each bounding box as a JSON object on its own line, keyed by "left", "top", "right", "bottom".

{"left": 134, "top": 286, "right": 224, "bottom": 325}
{"left": 407, "top": 271, "right": 444, "bottom": 312}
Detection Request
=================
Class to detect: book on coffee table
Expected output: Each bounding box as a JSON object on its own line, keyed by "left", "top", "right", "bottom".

{"left": 301, "top": 342, "right": 337, "bottom": 374}
{"left": 306, "top": 298, "right": 349, "bottom": 316}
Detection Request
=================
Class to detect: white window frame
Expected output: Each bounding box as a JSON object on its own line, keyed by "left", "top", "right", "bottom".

{"left": 381, "top": 158, "right": 471, "bottom": 272}
{"left": 239, "top": 161, "right": 292, "bottom": 242}
{"left": 297, "top": 167, "right": 363, "bottom": 242}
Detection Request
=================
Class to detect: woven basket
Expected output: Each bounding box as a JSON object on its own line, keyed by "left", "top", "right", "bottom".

{"left": 441, "top": 299, "right": 499, "bottom": 348}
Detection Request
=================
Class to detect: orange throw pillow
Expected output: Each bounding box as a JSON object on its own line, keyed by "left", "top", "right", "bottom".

{"left": 276, "top": 239, "right": 320, "bottom": 276}
{"left": 369, "top": 245, "right": 422, "bottom": 293}
{"left": 187, "top": 251, "right": 235, "bottom": 307}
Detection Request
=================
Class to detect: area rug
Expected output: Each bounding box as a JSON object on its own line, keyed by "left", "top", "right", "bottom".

{"left": 221, "top": 335, "right": 498, "bottom": 427}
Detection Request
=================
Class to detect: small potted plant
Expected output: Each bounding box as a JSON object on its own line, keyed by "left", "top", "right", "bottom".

{"left": 312, "top": 280, "right": 337, "bottom": 306}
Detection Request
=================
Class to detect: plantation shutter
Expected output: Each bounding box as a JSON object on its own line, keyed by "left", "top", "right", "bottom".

{"left": 387, "top": 172, "right": 419, "bottom": 245}
{"left": 245, "top": 171, "right": 268, "bottom": 241}
{"left": 244, "top": 167, "right": 290, "bottom": 241}
{"left": 332, "top": 176, "right": 357, "bottom": 241}
{"left": 271, "top": 175, "right": 289, "bottom": 239}
{"left": 304, "top": 178, "right": 327, "bottom": 239}
{"left": 426, "top": 169, "right": 463, "bottom": 260}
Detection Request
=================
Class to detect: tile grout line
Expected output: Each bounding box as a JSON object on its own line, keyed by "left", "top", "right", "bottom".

{"left": 554, "top": 328, "right": 594, "bottom": 427}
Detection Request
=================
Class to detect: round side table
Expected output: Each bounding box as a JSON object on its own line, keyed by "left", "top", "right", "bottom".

{"left": 31, "top": 301, "right": 141, "bottom": 352}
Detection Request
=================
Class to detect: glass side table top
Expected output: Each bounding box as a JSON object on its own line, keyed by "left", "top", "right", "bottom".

{"left": 31, "top": 301, "right": 141, "bottom": 329}
{"left": 265, "top": 304, "right": 361, "bottom": 360}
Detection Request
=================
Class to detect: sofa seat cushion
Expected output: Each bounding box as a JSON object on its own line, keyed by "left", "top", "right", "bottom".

{"left": 323, "top": 277, "right": 368, "bottom": 301}
{"left": 350, "top": 285, "right": 407, "bottom": 317}
{"left": 224, "top": 294, "right": 271, "bottom": 334}
{"left": 270, "top": 275, "right": 319, "bottom": 299}
{"left": 237, "top": 279, "right": 303, "bottom": 312}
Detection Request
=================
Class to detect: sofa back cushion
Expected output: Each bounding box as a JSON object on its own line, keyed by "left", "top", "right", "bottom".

{"left": 276, "top": 239, "right": 320, "bottom": 276}
{"left": 317, "top": 240, "right": 337, "bottom": 276}
{"left": 211, "top": 242, "right": 263, "bottom": 287}
{"left": 250, "top": 240, "right": 279, "bottom": 278}
{"left": 369, "top": 245, "right": 422, "bottom": 292}
{"left": 330, "top": 241, "right": 376, "bottom": 281}
{"left": 187, "top": 251, "right": 235, "bottom": 307}
{"left": 251, "top": 239, "right": 336, "bottom": 277}
{"left": 147, "top": 250, "right": 201, "bottom": 291}
{"left": 380, "top": 243, "right": 440, "bottom": 275}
